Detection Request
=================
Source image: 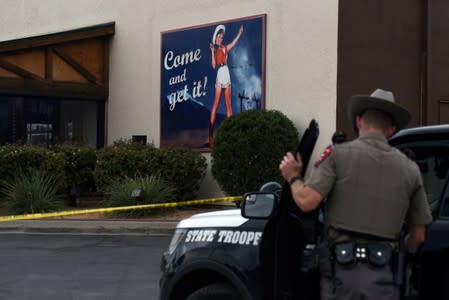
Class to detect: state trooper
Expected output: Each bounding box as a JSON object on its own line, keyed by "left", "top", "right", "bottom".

{"left": 279, "top": 89, "right": 432, "bottom": 300}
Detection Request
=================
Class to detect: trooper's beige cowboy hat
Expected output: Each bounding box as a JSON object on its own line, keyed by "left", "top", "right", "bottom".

{"left": 348, "top": 88, "right": 411, "bottom": 131}
{"left": 212, "top": 24, "right": 226, "bottom": 44}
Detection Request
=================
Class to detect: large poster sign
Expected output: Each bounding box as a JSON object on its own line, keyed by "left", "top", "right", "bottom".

{"left": 160, "top": 14, "right": 266, "bottom": 150}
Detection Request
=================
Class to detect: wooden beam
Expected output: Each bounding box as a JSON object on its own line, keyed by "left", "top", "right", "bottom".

{"left": 0, "top": 77, "right": 107, "bottom": 100}
{"left": 45, "top": 47, "right": 53, "bottom": 80}
{"left": 0, "top": 59, "right": 45, "bottom": 81}
{"left": 0, "top": 22, "right": 115, "bottom": 54}
{"left": 51, "top": 47, "right": 101, "bottom": 85}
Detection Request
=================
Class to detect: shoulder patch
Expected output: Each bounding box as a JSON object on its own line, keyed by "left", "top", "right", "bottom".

{"left": 314, "top": 145, "right": 334, "bottom": 168}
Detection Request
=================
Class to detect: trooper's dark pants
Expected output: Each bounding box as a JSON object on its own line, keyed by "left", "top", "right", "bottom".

{"left": 320, "top": 261, "right": 399, "bottom": 300}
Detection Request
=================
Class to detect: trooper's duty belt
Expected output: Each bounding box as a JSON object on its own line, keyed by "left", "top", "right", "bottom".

{"left": 334, "top": 241, "right": 393, "bottom": 267}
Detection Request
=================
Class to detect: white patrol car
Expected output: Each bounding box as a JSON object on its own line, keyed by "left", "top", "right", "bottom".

{"left": 160, "top": 123, "right": 449, "bottom": 300}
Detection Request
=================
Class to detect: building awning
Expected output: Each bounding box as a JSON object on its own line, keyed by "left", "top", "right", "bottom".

{"left": 0, "top": 22, "right": 115, "bottom": 99}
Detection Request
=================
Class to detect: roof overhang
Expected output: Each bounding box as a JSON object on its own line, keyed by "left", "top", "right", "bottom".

{"left": 0, "top": 22, "right": 115, "bottom": 54}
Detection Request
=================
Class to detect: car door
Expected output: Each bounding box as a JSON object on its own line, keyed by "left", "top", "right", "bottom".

{"left": 393, "top": 141, "right": 449, "bottom": 299}
{"left": 259, "top": 119, "right": 320, "bottom": 300}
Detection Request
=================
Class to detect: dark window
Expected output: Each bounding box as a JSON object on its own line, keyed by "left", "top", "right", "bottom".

{"left": 0, "top": 96, "right": 104, "bottom": 147}
{"left": 0, "top": 100, "right": 11, "bottom": 145}
{"left": 400, "top": 145, "right": 449, "bottom": 214}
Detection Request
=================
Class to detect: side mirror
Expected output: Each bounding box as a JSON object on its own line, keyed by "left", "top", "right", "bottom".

{"left": 241, "top": 192, "right": 276, "bottom": 219}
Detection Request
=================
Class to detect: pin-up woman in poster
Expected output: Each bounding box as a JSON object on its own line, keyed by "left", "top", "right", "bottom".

{"left": 208, "top": 24, "right": 244, "bottom": 148}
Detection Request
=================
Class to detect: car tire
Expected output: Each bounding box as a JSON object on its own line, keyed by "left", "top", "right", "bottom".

{"left": 186, "top": 282, "right": 240, "bottom": 300}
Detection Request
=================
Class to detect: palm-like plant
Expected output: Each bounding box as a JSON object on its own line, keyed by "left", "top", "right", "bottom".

{"left": 103, "top": 175, "right": 175, "bottom": 217}
{"left": 2, "top": 171, "right": 61, "bottom": 214}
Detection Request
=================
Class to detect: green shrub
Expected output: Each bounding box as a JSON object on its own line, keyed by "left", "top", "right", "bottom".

{"left": 159, "top": 147, "right": 207, "bottom": 200}
{"left": 94, "top": 143, "right": 160, "bottom": 191}
{"left": 94, "top": 142, "right": 207, "bottom": 201}
{"left": 1, "top": 171, "right": 62, "bottom": 214}
{"left": 102, "top": 175, "right": 175, "bottom": 217}
{"left": 211, "top": 110, "right": 299, "bottom": 196}
{"left": 51, "top": 144, "right": 97, "bottom": 193}
{"left": 0, "top": 144, "right": 66, "bottom": 192}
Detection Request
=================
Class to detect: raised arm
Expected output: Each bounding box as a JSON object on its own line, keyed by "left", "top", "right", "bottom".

{"left": 226, "top": 25, "right": 243, "bottom": 52}
{"left": 210, "top": 43, "right": 216, "bottom": 69}
{"left": 279, "top": 152, "right": 324, "bottom": 212}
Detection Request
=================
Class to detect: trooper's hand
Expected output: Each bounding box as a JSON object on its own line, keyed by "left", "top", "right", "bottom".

{"left": 279, "top": 152, "right": 303, "bottom": 182}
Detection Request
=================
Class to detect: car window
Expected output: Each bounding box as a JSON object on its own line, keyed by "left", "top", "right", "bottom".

{"left": 399, "top": 146, "right": 449, "bottom": 214}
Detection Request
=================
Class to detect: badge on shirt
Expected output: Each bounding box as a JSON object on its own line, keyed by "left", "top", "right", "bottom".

{"left": 314, "top": 145, "right": 333, "bottom": 167}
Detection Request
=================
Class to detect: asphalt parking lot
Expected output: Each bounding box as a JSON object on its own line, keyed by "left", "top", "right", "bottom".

{"left": 0, "top": 233, "right": 171, "bottom": 300}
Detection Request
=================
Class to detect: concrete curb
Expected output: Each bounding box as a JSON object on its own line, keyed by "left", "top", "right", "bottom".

{"left": 0, "top": 220, "right": 178, "bottom": 235}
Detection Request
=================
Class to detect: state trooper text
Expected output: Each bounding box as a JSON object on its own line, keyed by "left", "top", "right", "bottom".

{"left": 185, "top": 230, "right": 262, "bottom": 246}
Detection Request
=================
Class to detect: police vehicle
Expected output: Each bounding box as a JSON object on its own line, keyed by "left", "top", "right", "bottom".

{"left": 159, "top": 123, "right": 449, "bottom": 300}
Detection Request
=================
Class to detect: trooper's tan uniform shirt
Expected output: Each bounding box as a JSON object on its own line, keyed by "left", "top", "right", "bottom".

{"left": 306, "top": 132, "right": 432, "bottom": 240}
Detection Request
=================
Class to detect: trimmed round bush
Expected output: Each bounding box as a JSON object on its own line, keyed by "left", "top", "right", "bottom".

{"left": 211, "top": 110, "right": 299, "bottom": 196}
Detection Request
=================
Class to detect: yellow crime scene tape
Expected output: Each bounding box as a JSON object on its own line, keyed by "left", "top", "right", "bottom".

{"left": 0, "top": 196, "right": 242, "bottom": 222}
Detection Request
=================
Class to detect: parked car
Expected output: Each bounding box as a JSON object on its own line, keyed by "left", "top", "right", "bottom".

{"left": 159, "top": 123, "right": 449, "bottom": 300}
